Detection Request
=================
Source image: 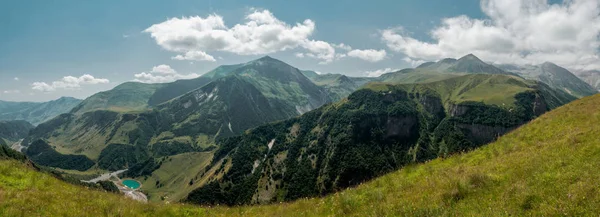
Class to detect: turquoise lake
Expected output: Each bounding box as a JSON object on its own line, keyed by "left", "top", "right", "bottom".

{"left": 122, "top": 179, "right": 141, "bottom": 189}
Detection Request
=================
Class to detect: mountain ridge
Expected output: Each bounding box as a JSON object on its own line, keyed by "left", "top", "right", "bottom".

{"left": 0, "top": 97, "right": 81, "bottom": 125}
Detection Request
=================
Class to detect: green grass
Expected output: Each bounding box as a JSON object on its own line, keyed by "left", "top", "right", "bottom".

{"left": 1, "top": 94, "right": 600, "bottom": 216}
{"left": 137, "top": 152, "right": 214, "bottom": 202}
{"left": 380, "top": 69, "right": 463, "bottom": 84}
{"left": 368, "top": 74, "right": 532, "bottom": 108}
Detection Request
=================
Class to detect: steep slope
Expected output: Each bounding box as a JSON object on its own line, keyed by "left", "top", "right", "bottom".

{"left": 230, "top": 56, "right": 330, "bottom": 114}
{"left": 0, "top": 88, "right": 598, "bottom": 216}
{"left": 70, "top": 82, "right": 165, "bottom": 114}
{"left": 185, "top": 74, "right": 573, "bottom": 205}
{"left": 0, "top": 97, "right": 81, "bottom": 125}
{"left": 147, "top": 64, "right": 243, "bottom": 106}
{"left": 156, "top": 75, "right": 294, "bottom": 138}
{"left": 574, "top": 69, "right": 600, "bottom": 91}
{"left": 498, "top": 62, "right": 597, "bottom": 98}
{"left": 0, "top": 120, "right": 34, "bottom": 143}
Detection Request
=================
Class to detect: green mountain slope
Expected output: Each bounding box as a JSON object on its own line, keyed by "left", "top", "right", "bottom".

{"left": 379, "top": 68, "right": 463, "bottom": 84}
{"left": 0, "top": 120, "right": 34, "bottom": 143}
{"left": 70, "top": 82, "right": 165, "bottom": 114}
{"left": 301, "top": 72, "right": 376, "bottom": 101}
{"left": 22, "top": 56, "right": 333, "bottom": 201}
{"left": 417, "top": 54, "right": 513, "bottom": 75}
{"left": 378, "top": 54, "right": 512, "bottom": 85}
{"left": 147, "top": 64, "right": 243, "bottom": 106}
{"left": 0, "top": 97, "right": 81, "bottom": 125}
{"left": 0, "top": 89, "right": 598, "bottom": 216}
{"left": 184, "top": 74, "right": 573, "bottom": 205}
{"left": 498, "top": 62, "right": 597, "bottom": 98}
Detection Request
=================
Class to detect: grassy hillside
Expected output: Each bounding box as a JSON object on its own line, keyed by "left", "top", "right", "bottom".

{"left": 379, "top": 68, "right": 463, "bottom": 84}
{"left": 0, "top": 93, "right": 598, "bottom": 216}
{"left": 371, "top": 74, "right": 533, "bottom": 107}
{"left": 136, "top": 152, "right": 214, "bottom": 202}
{"left": 0, "top": 97, "right": 81, "bottom": 125}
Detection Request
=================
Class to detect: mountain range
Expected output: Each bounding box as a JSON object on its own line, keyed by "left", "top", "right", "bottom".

{"left": 0, "top": 79, "right": 599, "bottom": 216}
{"left": 497, "top": 62, "right": 598, "bottom": 98}
{"left": 0, "top": 120, "right": 33, "bottom": 144}
{"left": 574, "top": 69, "right": 600, "bottom": 91}
{"left": 22, "top": 56, "right": 332, "bottom": 173}
{"left": 185, "top": 73, "right": 573, "bottom": 205}
{"left": 2, "top": 54, "right": 595, "bottom": 204}
{"left": 0, "top": 97, "right": 81, "bottom": 125}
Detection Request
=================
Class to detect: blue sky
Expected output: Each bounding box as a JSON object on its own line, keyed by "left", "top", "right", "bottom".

{"left": 1, "top": 0, "right": 594, "bottom": 102}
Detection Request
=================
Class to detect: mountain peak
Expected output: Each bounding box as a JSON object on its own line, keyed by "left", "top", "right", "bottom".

{"left": 458, "top": 53, "right": 482, "bottom": 62}
{"left": 541, "top": 62, "right": 559, "bottom": 68}
{"left": 255, "top": 55, "right": 279, "bottom": 62}
{"left": 55, "top": 96, "right": 80, "bottom": 101}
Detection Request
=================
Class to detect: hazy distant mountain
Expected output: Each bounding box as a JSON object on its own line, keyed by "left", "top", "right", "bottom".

{"left": 0, "top": 120, "right": 33, "bottom": 143}
{"left": 301, "top": 71, "right": 376, "bottom": 101}
{"left": 0, "top": 97, "right": 81, "bottom": 125}
{"left": 497, "top": 62, "right": 597, "bottom": 98}
{"left": 574, "top": 70, "right": 600, "bottom": 91}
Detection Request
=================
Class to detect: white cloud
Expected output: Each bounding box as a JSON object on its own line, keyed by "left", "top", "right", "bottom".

{"left": 32, "top": 74, "right": 109, "bottom": 92}
{"left": 347, "top": 49, "right": 387, "bottom": 62}
{"left": 2, "top": 90, "right": 20, "bottom": 94}
{"left": 363, "top": 68, "right": 399, "bottom": 77}
{"left": 402, "top": 57, "right": 426, "bottom": 67}
{"left": 381, "top": 0, "right": 600, "bottom": 70}
{"left": 133, "top": 65, "right": 199, "bottom": 83}
{"left": 145, "top": 9, "right": 381, "bottom": 64}
{"left": 145, "top": 9, "right": 337, "bottom": 62}
{"left": 13, "top": 77, "right": 19, "bottom": 81}
{"left": 302, "top": 40, "right": 337, "bottom": 64}
{"left": 334, "top": 43, "right": 352, "bottom": 51}
{"left": 172, "top": 50, "right": 216, "bottom": 62}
